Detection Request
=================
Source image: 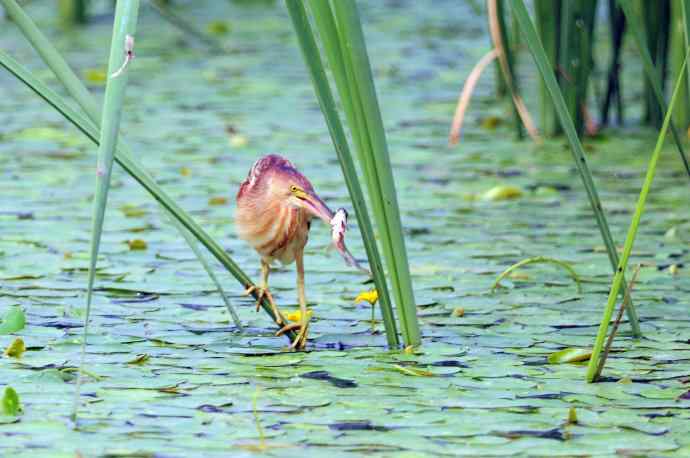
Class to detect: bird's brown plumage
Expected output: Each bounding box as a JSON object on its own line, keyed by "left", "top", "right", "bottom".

{"left": 236, "top": 154, "right": 319, "bottom": 265}
{"left": 235, "top": 154, "right": 367, "bottom": 349}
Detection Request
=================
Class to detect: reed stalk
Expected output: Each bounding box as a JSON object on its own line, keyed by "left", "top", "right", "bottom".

{"left": 619, "top": 0, "right": 690, "bottom": 178}
{"left": 512, "top": 0, "right": 641, "bottom": 337}
{"left": 293, "top": 0, "right": 421, "bottom": 346}
{"left": 321, "top": 0, "right": 420, "bottom": 345}
{"left": 558, "top": 0, "right": 597, "bottom": 136}
{"left": 601, "top": 0, "right": 625, "bottom": 126}
{"left": 586, "top": 50, "right": 689, "bottom": 382}
{"left": 285, "top": 0, "right": 399, "bottom": 347}
{"left": 59, "top": 0, "right": 88, "bottom": 25}
{"left": 533, "top": 0, "right": 560, "bottom": 136}
{"left": 593, "top": 264, "right": 641, "bottom": 380}
{"left": 681, "top": 0, "right": 690, "bottom": 102}
{"left": 640, "top": 0, "right": 670, "bottom": 127}
{"left": 671, "top": 0, "right": 690, "bottom": 131}
{"left": 73, "top": 0, "right": 140, "bottom": 420}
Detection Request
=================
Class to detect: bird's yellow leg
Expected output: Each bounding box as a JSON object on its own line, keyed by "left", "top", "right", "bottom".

{"left": 293, "top": 251, "right": 310, "bottom": 349}
{"left": 245, "top": 261, "right": 283, "bottom": 324}
{"left": 276, "top": 250, "right": 309, "bottom": 349}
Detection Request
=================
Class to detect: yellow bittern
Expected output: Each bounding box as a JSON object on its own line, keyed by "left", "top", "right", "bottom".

{"left": 236, "top": 154, "right": 364, "bottom": 349}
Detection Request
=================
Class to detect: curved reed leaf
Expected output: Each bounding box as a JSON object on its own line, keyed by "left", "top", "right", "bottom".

{"left": 490, "top": 256, "right": 582, "bottom": 294}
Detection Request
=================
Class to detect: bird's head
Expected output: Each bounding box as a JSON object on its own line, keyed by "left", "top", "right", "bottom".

{"left": 249, "top": 155, "right": 334, "bottom": 224}
{"left": 280, "top": 175, "right": 334, "bottom": 224}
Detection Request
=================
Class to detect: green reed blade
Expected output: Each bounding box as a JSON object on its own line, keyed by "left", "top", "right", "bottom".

{"left": 72, "top": 0, "right": 140, "bottom": 421}
{"left": 586, "top": 50, "right": 690, "bottom": 382}
{"left": 0, "top": 51, "right": 295, "bottom": 342}
{"left": 681, "top": 0, "right": 690, "bottom": 100}
{"left": 329, "top": 0, "right": 420, "bottom": 346}
{"left": 309, "top": 2, "right": 396, "bottom": 323}
{"left": 534, "top": 0, "right": 560, "bottom": 136}
{"left": 620, "top": 0, "right": 690, "bottom": 178}
{"left": 671, "top": 0, "right": 690, "bottom": 130}
{"left": 512, "top": 0, "right": 641, "bottom": 337}
{"left": 285, "top": 0, "right": 399, "bottom": 347}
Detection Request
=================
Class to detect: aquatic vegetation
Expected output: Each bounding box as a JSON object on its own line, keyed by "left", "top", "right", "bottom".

{"left": 1, "top": 1, "right": 690, "bottom": 456}
{"left": 73, "top": 0, "right": 140, "bottom": 420}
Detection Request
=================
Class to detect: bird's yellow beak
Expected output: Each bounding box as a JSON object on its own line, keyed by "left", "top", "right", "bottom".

{"left": 292, "top": 188, "right": 309, "bottom": 200}
{"left": 292, "top": 186, "right": 334, "bottom": 223}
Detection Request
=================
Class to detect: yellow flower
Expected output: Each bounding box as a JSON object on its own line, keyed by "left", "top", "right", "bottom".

{"left": 355, "top": 289, "right": 378, "bottom": 305}
{"left": 283, "top": 308, "right": 313, "bottom": 323}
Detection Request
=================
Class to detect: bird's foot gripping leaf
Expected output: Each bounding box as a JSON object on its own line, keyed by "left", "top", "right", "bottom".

{"left": 244, "top": 284, "right": 283, "bottom": 325}
{"left": 276, "top": 319, "right": 309, "bottom": 350}
{"left": 330, "top": 208, "right": 371, "bottom": 275}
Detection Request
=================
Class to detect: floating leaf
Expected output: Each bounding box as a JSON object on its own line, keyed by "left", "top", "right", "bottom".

{"left": 392, "top": 364, "right": 434, "bottom": 377}
{"left": 482, "top": 185, "right": 523, "bottom": 201}
{"left": 126, "top": 353, "right": 150, "bottom": 365}
{"left": 548, "top": 348, "right": 592, "bottom": 364}
{"left": 127, "top": 239, "right": 148, "bottom": 250}
{"left": 120, "top": 204, "right": 147, "bottom": 218}
{"left": 229, "top": 134, "right": 248, "bottom": 148}
{"left": 567, "top": 406, "right": 578, "bottom": 425}
{"left": 10, "top": 126, "right": 83, "bottom": 146}
{"left": 4, "top": 337, "right": 25, "bottom": 358}
{"left": 84, "top": 68, "right": 107, "bottom": 84}
{"left": 207, "top": 20, "right": 230, "bottom": 35}
{"left": 1, "top": 387, "right": 21, "bottom": 416}
{"left": 0, "top": 307, "right": 26, "bottom": 335}
{"left": 480, "top": 115, "right": 503, "bottom": 130}
{"left": 208, "top": 196, "right": 228, "bottom": 205}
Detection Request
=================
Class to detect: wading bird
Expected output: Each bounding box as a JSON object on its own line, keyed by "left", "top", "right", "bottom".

{"left": 236, "top": 154, "right": 363, "bottom": 349}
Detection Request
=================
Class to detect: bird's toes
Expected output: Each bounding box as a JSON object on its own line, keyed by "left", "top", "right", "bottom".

{"left": 275, "top": 322, "right": 300, "bottom": 337}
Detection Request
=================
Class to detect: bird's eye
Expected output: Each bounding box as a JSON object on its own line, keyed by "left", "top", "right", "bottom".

{"left": 290, "top": 185, "right": 300, "bottom": 193}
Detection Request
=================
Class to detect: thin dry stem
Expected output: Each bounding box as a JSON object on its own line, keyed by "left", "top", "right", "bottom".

{"left": 449, "top": 49, "right": 498, "bottom": 146}
{"left": 486, "top": 0, "right": 540, "bottom": 142}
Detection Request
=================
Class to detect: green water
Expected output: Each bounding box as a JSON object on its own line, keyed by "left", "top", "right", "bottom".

{"left": 1, "top": 1, "right": 690, "bottom": 456}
